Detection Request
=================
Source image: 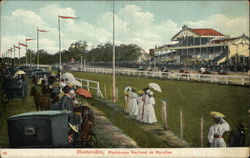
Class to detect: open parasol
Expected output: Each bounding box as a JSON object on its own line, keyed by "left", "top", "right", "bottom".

{"left": 62, "top": 72, "right": 81, "bottom": 87}
{"left": 15, "top": 70, "right": 26, "bottom": 75}
{"left": 75, "top": 88, "right": 92, "bottom": 98}
{"left": 148, "top": 83, "right": 162, "bottom": 92}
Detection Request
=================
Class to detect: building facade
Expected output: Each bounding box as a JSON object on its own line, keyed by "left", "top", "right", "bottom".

{"left": 153, "top": 25, "right": 249, "bottom": 70}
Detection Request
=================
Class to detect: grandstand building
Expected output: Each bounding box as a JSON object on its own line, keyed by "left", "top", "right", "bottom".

{"left": 153, "top": 25, "right": 249, "bottom": 70}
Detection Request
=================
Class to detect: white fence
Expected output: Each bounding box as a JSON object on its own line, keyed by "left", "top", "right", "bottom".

{"left": 76, "top": 77, "right": 104, "bottom": 98}
{"left": 69, "top": 66, "right": 249, "bottom": 86}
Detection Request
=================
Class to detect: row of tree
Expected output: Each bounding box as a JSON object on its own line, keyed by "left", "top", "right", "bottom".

{"left": 17, "top": 41, "right": 145, "bottom": 65}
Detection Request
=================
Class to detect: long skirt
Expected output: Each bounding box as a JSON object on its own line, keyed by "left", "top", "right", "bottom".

{"left": 210, "top": 138, "right": 227, "bottom": 147}
{"left": 136, "top": 102, "right": 143, "bottom": 121}
{"left": 130, "top": 99, "right": 138, "bottom": 116}
{"left": 142, "top": 104, "right": 157, "bottom": 124}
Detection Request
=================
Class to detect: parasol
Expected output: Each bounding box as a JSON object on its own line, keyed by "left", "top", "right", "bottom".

{"left": 15, "top": 70, "right": 26, "bottom": 75}
{"left": 75, "top": 88, "right": 92, "bottom": 98}
{"left": 62, "top": 72, "right": 81, "bottom": 87}
{"left": 148, "top": 83, "right": 162, "bottom": 92}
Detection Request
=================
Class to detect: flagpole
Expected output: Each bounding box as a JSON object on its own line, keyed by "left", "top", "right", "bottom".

{"left": 18, "top": 41, "right": 21, "bottom": 65}
{"left": 58, "top": 16, "right": 62, "bottom": 73}
{"left": 6, "top": 50, "right": 8, "bottom": 64}
{"left": 112, "top": 0, "right": 116, "bottom": 103}
{"left": 30, "top": 43, "right": 32, "bottom": 66}
{"left": 37, "top": 27, "right": 39, "bottom": 69}
{"left": 13, "top": 44, "right": 15, "bottom": 66}
{"left": 25, "top": 40, "right": 28, "bottom": 66}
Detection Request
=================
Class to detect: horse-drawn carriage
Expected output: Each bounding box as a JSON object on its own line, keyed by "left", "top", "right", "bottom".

{"left": 3, "top": 77, "right": 27, "bottom": 99}
{"left": 0, "top": 67, "right": 28, "bottom": 104}
{"left": 8, "top": 106, "right": 96, "bottom": 148}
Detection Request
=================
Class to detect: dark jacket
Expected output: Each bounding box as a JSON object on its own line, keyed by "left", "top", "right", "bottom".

{"left": 60, "top": 95, "right": 74, "bottom": 112}
{"left": 60, "top": 95, "right": 74, "bottom": 124}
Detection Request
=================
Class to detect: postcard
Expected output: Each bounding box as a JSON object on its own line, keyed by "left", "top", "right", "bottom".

{"left": 0, "top": 0, "right": 249, "bottom": 158}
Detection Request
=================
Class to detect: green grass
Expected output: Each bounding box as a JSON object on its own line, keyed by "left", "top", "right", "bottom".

{"left": 86, "top": 99, "right": 169, "bottom": 148}
{"left": 72, "top": 71, "right": 250, "bottom": 147}
{"left": 0, "top": 81, "right": 36, "bottom": 147}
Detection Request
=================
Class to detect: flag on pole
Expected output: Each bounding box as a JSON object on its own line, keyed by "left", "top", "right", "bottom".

{"left": 20, "top": 43, "right": 28, "bottom": 47}
{"left": 26, "top": 38, "right": 35, "bottom": 41}
{"left": 37, "top": 29, "right": 48, "bottom": 32}
{"left": 59, "top": 16, "right": 79, "bottom": 19}
{"left": 14, "top": 46, "right": 20, "bottom": 49}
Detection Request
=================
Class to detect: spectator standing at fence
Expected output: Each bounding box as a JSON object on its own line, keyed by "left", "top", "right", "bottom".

{"left": 60, "top": 85, "right": 75, "bottom": 123}
{"left": 208, "top": 112, "right": 230, "bottom": 147}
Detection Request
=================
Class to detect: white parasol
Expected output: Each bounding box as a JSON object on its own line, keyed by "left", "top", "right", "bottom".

{"left": 15, "top": 70, "right": 26, "bottom": 75}
{"left": 62, "top": 72, "right": 82, "bottom": 87}
{"left": 148, "top": 83, "right": 162, "bottom": 92}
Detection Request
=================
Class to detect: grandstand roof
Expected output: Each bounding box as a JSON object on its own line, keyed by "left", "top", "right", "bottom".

{"left": 191, "top": 29, "right": 224, "bottom": 36}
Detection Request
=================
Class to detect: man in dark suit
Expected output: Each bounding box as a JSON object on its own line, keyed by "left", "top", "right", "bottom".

{"left": 60, "top": 85, "right": 75, "bottom": 124}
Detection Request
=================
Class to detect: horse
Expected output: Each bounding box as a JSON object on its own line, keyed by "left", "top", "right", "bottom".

{"left": 40, "top": 85, "right": 51, "bottom": 110}
{"left": 73, "top": 105, "right": 95, "bottom": 147}
{"left": 30, "top": 80, "right": 51, "bottom": 111}
{"left": 30, "top": 85, "right": 41, "bottom": 111}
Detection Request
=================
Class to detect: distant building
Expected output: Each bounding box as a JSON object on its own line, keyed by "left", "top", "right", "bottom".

{"left": 153, "top": 25, "right": 249, "bottom": 69}
{"left": 138, "top": 49, "right": 150, "bottom": 63}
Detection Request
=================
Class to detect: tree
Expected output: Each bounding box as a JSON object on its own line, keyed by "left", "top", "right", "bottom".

{"left": 67, "top": 40, "right": 88, "bottom": 62}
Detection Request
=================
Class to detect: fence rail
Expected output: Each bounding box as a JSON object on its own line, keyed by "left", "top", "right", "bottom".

{"left": 75, "top": 77, "right": 104, "bottom": 98}
{"left": 69, "top": 66, "right": 249, "bottom": 86}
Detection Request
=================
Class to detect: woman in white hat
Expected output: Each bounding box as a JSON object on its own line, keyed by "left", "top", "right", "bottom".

{"left": 208, "top": 112, "right": 230, "bottom": 147}
{"left": 141, "top": 89, "right": 157, "bottom": 124}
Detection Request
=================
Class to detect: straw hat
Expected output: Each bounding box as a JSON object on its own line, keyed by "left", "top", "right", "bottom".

{"left": 137, "top": 90, "right": 144, "bottom": 95}
{"left": 68, "top": 123, "right": 78, "bottom": 133}
{"left": 210, "top": 111, "right": 225, "bottom": 118}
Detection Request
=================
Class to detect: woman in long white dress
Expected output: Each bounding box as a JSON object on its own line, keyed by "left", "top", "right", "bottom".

{"left": 124, "top": 87, "right": 131, "bottom": 114}
{"left": 142, "top": 90, "right": 157, "bottom": 124}
{"left": 129, "top": 88, "right": 138, "bottom": 117}
{"left": 208, "top": 113, "right": 230, "bottom": 147}
{"left": 136, "top": 90, "right": 144, "bottom": 121}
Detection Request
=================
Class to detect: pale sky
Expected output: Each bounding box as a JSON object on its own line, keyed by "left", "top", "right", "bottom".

{"left": 1, "top": 0, "right": 249, "bottom": 57}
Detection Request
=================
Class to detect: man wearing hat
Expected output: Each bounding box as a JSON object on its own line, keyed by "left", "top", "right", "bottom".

{"left": 228, "top": 122, "right": 247, "bottom": 147}
{"left": 60, "top": 85, "right": 75, "bottom": 123}
{"left": 208, "top": 112, "right": 230, "bottom": 147}
{"left": 60, "top": 86, "right": 74, "bottom": 110}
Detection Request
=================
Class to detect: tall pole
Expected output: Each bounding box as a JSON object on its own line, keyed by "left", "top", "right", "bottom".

{"left": 10, "top": 49, "right": 12, "bottom": 65}
{"left": 112, "top": 0, "right": 116, "bottom": 103}
{"left": 37, "top": 27, "right": 39, "bottom": 68}
{"left": 81, "top": 56, "right": 83, "bottom": 69}
{"left": 25, "top": 40, "right": 28, "bottom": 65}
{"left": 13, "top": 44, "right": 15, "bottom": 66}
{"left": 18, "top": 41, "right": 21, "bottom": 65}
{"left": 58, "top": 16, "right": 62, "bottom": 72}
